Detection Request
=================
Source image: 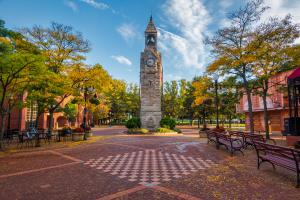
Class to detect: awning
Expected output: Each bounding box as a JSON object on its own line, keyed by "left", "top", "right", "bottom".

{"left": 288, "top": 66, "right": 300, "bottom": 80}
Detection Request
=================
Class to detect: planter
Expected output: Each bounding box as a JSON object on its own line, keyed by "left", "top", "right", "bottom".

{"left": 85, "top": 131, "right": 93, "bottom": 138}
{"left": 198, "top": 130, "right": 207, "bottom": 138}
{"left": 72, "top": 132, "right": 84, "bottom": 141}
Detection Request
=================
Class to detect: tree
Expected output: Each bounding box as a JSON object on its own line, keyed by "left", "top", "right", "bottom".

{"left": 183, "top": 81, "right": 195, "bottom": 125}
{"left": 79, "top": 64, "right": 112, "bottom": 126}
{"left": 192, "top": 76, "right": 213, "bottom": 128}
{"left": 62, "top": 103, "right": 78, "bottom": 124}
{"left": 126, "top": 83, "right": 140, "bottom": 118}
{"left": 163, "top": 81, "right": 179, "bottom": 118}
{"left": 178, "top": 79, "right": 188, "bottom": 123}
{"left": 24, "top": 22, "right": 90, "bottom": 134}
{"left": 207, "top": 0, "right": 268, "bottom": 133}
{"left": 106, "top": 80, "right": 127, "bottom": 123}
{"left": 0, "top": 20, "right": 43, "bottom": 147}
{"left": 251, "top": 15, "right": 300, "bottom": 138}
{"left": 218, "top": 77, "right": 241, "bottom": 129}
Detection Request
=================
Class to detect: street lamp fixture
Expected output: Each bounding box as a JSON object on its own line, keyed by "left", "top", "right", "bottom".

{"left": 212, "top": 73, "right": 220, "bottom": 129}
{"left": 82, "top": 85, "right": 95, "bottom": 139}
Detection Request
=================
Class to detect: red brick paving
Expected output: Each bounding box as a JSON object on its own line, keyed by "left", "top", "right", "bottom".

{"left": 0, "top": 151, "right": 75, "bottom": 176}
{"left": 0, "top": 127, "right": 300, "bottom": 200}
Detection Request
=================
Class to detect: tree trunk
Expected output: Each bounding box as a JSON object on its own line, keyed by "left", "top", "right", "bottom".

{"left": 0, "top": 113, "right": 7, "bottom": 149}
{"left": 262, "top": 90, "right": 270, "bottom": 139}
{"left": 35, "top": 111, "right": 41, "bottom": 147}
{"left": 48, "top": 111, "right": 54, "bottom": 135}
{"left": 229, "top": 114, "right": 232, "bottom": 129}
{"left": 245, "top": 87, "right": 254, "bottom": 133}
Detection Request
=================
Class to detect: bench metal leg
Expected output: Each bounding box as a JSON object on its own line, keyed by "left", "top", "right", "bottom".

{"left": 258, "top": 159, "right": 276, "bottom": 170}
{"left": 237, "top": 149, "right": 244, "bottom": 156}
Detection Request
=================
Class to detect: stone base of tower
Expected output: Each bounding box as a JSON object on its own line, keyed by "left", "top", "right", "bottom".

{"left": 140, "top": 111, "right": 161, "bottom": 131}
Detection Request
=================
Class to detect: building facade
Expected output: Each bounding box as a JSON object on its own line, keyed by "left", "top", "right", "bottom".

{"left": 237, "top": 68, "right": 298, "bottom": 133}
{"left": 140, "top": 16, "right": 163, "bottom": 130}
{"left": 1, "top": 94, "right": 85, "bottom": 132}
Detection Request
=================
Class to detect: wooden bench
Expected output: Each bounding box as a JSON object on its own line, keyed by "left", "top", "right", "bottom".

{"left": 253, "top": 141, "right": 300, "bottom": 187}
{"left": 217, "top": 133, "right": 244, "bottom": 156}
{"left": 206, "top": 130, "right": 218, "bottom": 146}
{"left": 229, "top": 131, "right": 276, "bottom": 149}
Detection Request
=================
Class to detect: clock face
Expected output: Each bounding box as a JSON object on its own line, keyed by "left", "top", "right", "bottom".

{"left": 146, "top": 58, "right": 155, "bottom": 66}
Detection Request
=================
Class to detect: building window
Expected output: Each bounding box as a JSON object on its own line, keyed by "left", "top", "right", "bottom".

{"left": 25, "top": 102, "right": 37, "bottom": 129}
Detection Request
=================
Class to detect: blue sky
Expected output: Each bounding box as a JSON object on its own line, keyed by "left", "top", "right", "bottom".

{"left": 1, "top": 0, "right": 299, "bottom": 83}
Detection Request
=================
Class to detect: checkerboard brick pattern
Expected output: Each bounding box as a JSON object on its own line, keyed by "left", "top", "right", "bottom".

{"left": 83, "top": 149, "right": 216, "bottom": 186}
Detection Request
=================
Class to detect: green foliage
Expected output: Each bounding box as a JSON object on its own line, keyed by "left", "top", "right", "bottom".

{"left": 63, "top": 103, "right": 77, "bottom": 121}
{"left": 128, "top": 128, "right": 149, "bottom": 134}
{"left": 106, "top": 80, "right": 128, "bottom": 121}
{"left": 125, "top": 117, "right": 141, "bottom": 129}
{"left": 0, "top": 19, "right": 45, "bottom": 145}
{"left": 126, "top": 83, "right": 140, "bottom": 117}
{"left": 160, "top": 117, "right": 176, "bottom": 130}
{"left": 89, "top": 97, "right": 100, "bottom": 105}
{"left": 163, "top": 81, "right": 179, "bottom": 118}
{"left": 156, "top": 127, "right": 174, "bottom": 133}
{"left": 23, "top": 22, "right": 90, "bottom": 134}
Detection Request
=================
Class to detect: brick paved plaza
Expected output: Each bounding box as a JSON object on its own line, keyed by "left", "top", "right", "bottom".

{"left": 0, "top": 127, "right": 300, "bottom": 200}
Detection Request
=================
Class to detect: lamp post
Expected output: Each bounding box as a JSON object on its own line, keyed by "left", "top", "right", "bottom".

{"left": 212, "top": 73, "right": 220, "bottom": 129}
{"left": 82, "top": 86, "right": 95, "bottom": 140}
{"left": 83, "top": 87, "right": 88, "bottom": 132}
{"left": 7, "top": 96, "right": 13, "bottom": 131}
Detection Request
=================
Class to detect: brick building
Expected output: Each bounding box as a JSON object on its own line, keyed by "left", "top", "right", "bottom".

{"left": 1, "top": 94, "right": 86, "bottom": 132}
{"left": 237, "top": 67, "right": 300, "bottom": 133}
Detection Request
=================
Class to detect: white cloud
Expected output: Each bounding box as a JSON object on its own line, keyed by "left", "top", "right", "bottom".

{"left": 111, "top": 55, "right": 132, "bottom": 66}
{"left": 117, "top": 23, "right": 137, "bottom": 41}
{"left": 65, "top": 0, "right": 78, "bottom": 12}
{"left": 80, "top": 0, "right": 109, "bottom": 10}
{"left": 262, "top": 0, "right": 300, "bottom": 23}
{"left": 219, "top": 0, "right": 234, "bottom": 10}
{"left": 165, "top": 74, "right": 183, "bottom": 81}
{"left": 159, "top": 0, "right": 211, "bottom": 71}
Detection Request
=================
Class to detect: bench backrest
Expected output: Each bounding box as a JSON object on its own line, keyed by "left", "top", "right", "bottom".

{"left": 247, "top": 134, "right": 265, "bottom": 143}
{"left": 217, "top": 132, "right": 230, "bottom": 140}
{"left": 253, "top": 141, "right": 300, "bottom": 162}
{"left": 206, "top": 130, "right": 217, "bottom": 138}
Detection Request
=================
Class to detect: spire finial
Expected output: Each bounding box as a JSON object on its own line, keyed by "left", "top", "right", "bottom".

{"left": 150, "top": 14, "right": 152, "bottom": 22}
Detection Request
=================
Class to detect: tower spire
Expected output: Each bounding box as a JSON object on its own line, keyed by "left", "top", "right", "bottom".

{"left": 145, "top": 14, "right": 157, "bottom": 33}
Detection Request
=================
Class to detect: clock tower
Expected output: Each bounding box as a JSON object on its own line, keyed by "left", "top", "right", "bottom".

{"left": 140, "top": 16, "right": 163, "bottom": 130}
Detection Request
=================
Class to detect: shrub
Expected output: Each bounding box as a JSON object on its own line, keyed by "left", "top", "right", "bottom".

{"left": 85, "top": 126, "right": 91, "bottom": 132}
{"left": 173, "top": 127, "right": 182, "bottom": 133}
{"left": 156, "top": 127, "right": 174, "bottom": 133}
{"left": 160, "top": 117, "right": 176, "bottom": 130}
{"left": 73, "top": 127, "right": 84, "bottom": 133}
{"left": 62, "top": 127, "right": 72, "bottom": 135}
{"left": 128, "top": 128, "right": 149, "bottom": 134}
{"left": 125, "top": 118, "right": 141, "bottom": 129}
